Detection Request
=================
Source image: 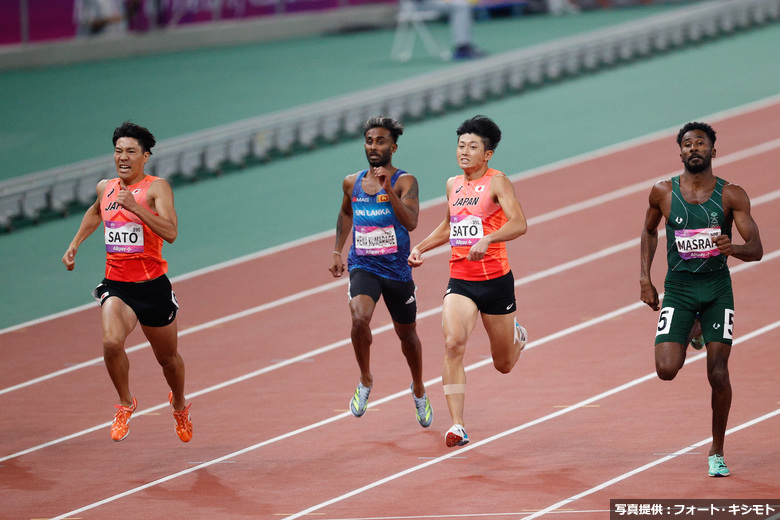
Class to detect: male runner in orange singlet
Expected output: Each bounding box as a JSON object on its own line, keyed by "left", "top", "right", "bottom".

{"left": 409, "top": 115, "right": 528, "bottom": 447}
{"left": 62, "top": 121, "right": 193, "bottom": 443}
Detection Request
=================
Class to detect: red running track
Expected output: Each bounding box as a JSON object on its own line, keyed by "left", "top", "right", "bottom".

{"left": 2, "top": 96, "right": 780, "bottom": 520}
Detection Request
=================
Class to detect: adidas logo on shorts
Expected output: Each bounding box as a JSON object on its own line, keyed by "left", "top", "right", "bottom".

{"left": 405, "top": 296, "right": 416, "bottom": 305}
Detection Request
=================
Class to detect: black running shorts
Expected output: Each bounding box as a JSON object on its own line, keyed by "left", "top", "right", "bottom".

{"left": 92, "top": 275, "right": 179, "bottom": 327}
{"left": 348, "top": 268, "right": 417, "bottom": 325}
{"left": 445, "top": 271, "right": 517, "bottom": 315}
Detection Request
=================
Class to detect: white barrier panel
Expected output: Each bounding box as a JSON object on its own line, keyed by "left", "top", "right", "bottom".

{"left": 1, "top": 0, "right": 778, "bottom": 229}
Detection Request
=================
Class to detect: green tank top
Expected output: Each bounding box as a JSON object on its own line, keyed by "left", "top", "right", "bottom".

{"left": 666, "top": 175, "right": 731, "bottom": 274}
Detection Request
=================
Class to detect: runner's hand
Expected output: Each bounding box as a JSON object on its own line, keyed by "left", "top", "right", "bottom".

{"left": 62, "top": 246, "right": 77, "bottom": 271}
{"left": 116, "top": 185, "right": 140, "bottom": 213}
{"left": 467, "top": 238, "right": 489, "bottom": 261}
{"left": 408, "top": 247, "right": 424, "bottom": 267}
{"left": 713, "top": 234, "right": 734, "bottom": 256}
{"left": 373, "top": 166, "right": 392, "bottom": 191}
{"left": 640, "top": 281, "right": 659, "bottom": 311}
{"left": 329, "top": 253, "right": 345, "bottom": 277}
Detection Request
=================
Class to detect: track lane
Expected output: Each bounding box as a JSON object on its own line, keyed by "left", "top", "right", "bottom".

{"left": 3, "top": 99, "right": 779, "bottom": 520}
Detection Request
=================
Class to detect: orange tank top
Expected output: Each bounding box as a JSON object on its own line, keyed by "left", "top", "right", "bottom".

{"left": 448, "top": 168, "right": 510, "bottom": 281}
{"left": 101, "top": 176, "right": 168, "bottom": 282}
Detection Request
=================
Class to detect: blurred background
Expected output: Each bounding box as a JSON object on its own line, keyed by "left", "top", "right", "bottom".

{"left": 1, "top": 0, "right": 778, "bottom": 330}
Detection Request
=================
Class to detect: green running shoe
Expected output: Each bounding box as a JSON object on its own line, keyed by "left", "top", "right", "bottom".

{"left": 411, "top": 383, "right": 433, "bottom": 428}
{"left": 349, "top": 382, "right": 372, "bottom": 417}
{"left": 690, "top": 335, "right": 705, "bottom": 350}
{"left": 708, "top": 454, "right": 730, "bottom": 477}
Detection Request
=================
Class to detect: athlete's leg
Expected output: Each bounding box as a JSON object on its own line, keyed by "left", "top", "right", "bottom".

{"left": 706, "top": 341, "right": 732, "bottom": 457}
{"left": 101, "top": 297, "right": 138, "bottom": 407}
{"left": 482, "top": 312, "right": 523, "bottom": 374}
{"left": 441, "top": 293, "right": 479, "bottom": 427}
{"left": 654, "top": 341, "right": 687, "bottom": 380}
{"left": 350, "top": 294, "right": 377, "bottom": 388}
{"left": 395, "top": 320, "right": 426, "bottom": 396}
{"left": 687, "top": 318, "right": 703, "bottom": 345}
{"left": 143, "top": 319, "right": 186, "bottom": 410}
{"left": 654, "top": 303, "right": 694, "bottom": 380}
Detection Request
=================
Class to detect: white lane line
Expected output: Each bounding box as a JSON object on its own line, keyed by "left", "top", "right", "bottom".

{"left": 6, "top": 180, "right": 780, "bottom": 395}
{"left": 2, "top": 243, "right": 779, "bottom": 464}
{"left": 34, "top": 262, "right": 780, "bottom": 520}
{"left": 4, "top": 156, "right": 780, "bottom": 397}
{"left": 3, "top": 92, "right": 779, "bottom": 338}
{"left": 0, "top": 242, "right": 648, "bottom": 462}
{"left": 278, "top": 320, "right": 780, "bottom": 520}
{"left": 525, "top": 406, "right": 780, "bottom": 517}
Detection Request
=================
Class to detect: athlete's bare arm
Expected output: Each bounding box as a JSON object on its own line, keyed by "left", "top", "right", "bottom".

{"left": 640, "top": 180, "right": 672, "bottom": 311}
{"left": 467, "top": 174, "right": 527, "bottom": 262}
{"left": 408, "top": 177, "right": 455, "bottom": 267}
{"left": 330, "top": 174, "right": 357, "bottom": 277}
{"left": 120, "top": 178, "right": 178, "bottom": 244}
{"left": 717, "top": 183, "right": 763, "bottom": 262}
{"left": 375, "top": 169, "right": 420, "bottom": 232}
{"left": 62, "top": 180, "right": 108, "bottom": 271}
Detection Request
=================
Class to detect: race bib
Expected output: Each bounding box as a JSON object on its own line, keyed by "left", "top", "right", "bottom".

{"left": 354, "top": 225, "right": 397, "bottom": 256}
{"left": 450, "top": 214, "right": 484, "bottom": 246}
{"left": 105, "top": 221, "right": 144, "bottom": 253}
{"left": 675, "top": 227, "right": 720, "bottom": 260}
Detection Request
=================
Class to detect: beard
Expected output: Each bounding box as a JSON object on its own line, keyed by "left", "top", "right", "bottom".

{"left": 366, "top": 153, "right": 390, "bottom": 168}
{"left": 685, "top": 154, "right": 711, "bottom": 174}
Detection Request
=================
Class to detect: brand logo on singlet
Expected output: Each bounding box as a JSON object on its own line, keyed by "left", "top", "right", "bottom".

{"left": 675, "top": 217, "right": 683, "bottom": 224}
{"left": 452, "top": 197, "right": 480, "bottom": 207}
{"left": 353, "top": 196, "right": 369, "bottom": 203}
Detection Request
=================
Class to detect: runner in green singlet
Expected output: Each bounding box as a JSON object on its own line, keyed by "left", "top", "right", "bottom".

{"left": 640, "top": 122, "right": 763, "bottom": 478}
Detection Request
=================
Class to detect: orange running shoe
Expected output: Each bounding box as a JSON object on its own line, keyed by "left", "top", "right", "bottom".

{"left": 168, "top": 392, "right": 193, "bottom": 443}
{"left": 110, "top": 396, "right": 137, "bottom": 442}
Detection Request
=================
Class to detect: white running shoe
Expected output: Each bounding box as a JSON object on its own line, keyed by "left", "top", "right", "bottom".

{"left": 446, "top": 424, "right": 469, "bottom": 447}
{"left": 514, "top": 319, "right": 528, "bottom": 352}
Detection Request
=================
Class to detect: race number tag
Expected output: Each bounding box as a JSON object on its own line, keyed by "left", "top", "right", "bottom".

{"left": 722, "top": 309, "right": 734, "bottom": 340}
{"left": 354, "top": 225, "right": 398, "bottom": 256}
{"left": 105, "top": 221, "right": 144, "bottom": 253}
{"left": 675, "top": 227, "right": 721, "bottom": 260}
{"left": 656, "top": 307, "right": 674, "bottom": 336}
{"left": 450, "top": 214, "right": 484, "bottom": 246}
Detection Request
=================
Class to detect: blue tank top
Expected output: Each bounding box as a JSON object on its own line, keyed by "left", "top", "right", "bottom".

{"left": 665, "top": 175, "right": 731, "bottom": 274}
{"left": 348, "top": 169, "right": 412, "bottom": 282}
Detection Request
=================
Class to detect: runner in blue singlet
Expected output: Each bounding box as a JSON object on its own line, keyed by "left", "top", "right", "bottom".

{"left": 329, "top": 116, "right": 433, "bottom": 430}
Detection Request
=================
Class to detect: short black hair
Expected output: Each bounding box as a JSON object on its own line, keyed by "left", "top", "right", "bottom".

{"left": 456, "top": 115, "right": 501, "bottom": 151}
{"left": 676, "top": 122, "right": 716, "bottom": 147}
{"left": 363, "top": 116, "right": 404, "bottom": 143}
{"left": 113, "top": 121, "right": 157, "bottom": 155}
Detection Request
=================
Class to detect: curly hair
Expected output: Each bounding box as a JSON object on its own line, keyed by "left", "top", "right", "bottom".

{"left": 676, "top": 121, "right": 716, "bottom": 147}
{"left": 363, "top": 116, "right": 404, "bottom": 143}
